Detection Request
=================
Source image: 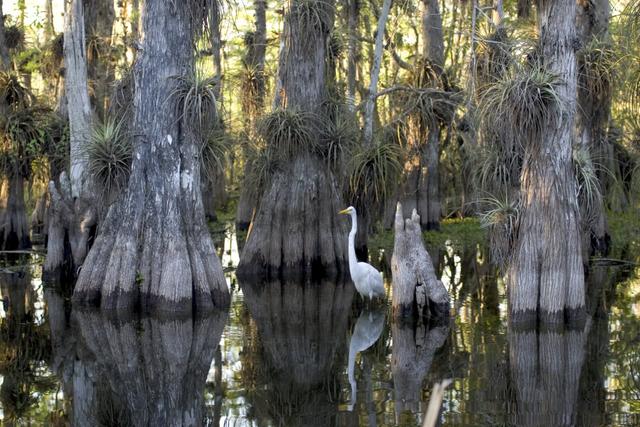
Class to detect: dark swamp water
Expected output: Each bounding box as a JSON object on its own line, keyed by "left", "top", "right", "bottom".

{"left": 1, "top": 224, "right": 639, "bottom": 427}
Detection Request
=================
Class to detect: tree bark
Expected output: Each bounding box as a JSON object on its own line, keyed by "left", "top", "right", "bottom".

{"left": 507, "top": 0, "right": 585, "bottom": 325}
{"left": 391, "top": 203, "right": 449, "bottom": 319}
{"left": 0, "top": 175, "right": 30, "bottom": 250}
{"left": 346, "top": 0, "right": 359, "bottom": 107}
{"left": 73, "top": 0, "right": 230, "bottom": 313}
{"left": 362, "top": 0, "right": 392, "bottom": 145}
{"left": 235, "top": 0, "right": 267, "bottom": 231}
{"left": 83, "top": 0, "right": 115, "bottom": 116}
{"left": 44, "top": 0, "right": 97, "bottom": 284}
{"left": 576, "top": 0, "right": 612, "bottom": 256}
{"left": 237, "top": 0, "right": 349, "bottom": 278}
{"left": 403, "top": 0, "right": 444, "bottom": 230}
{"left": 517, "top": 0, "right": 531, "bottom": 20}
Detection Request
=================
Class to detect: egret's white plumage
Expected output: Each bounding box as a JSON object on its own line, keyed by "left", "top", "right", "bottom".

{"left": 339, "top": 206, "right": 385, "bottom": 300}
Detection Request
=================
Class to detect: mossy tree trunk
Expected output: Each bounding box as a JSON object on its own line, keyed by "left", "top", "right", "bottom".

{"left": 237, "top": 0, "right": 349, "bottom": 277}
{"left": 507, "top": 0, "right": 585, "bottom": 325}
{"left": 73, "top": 0, "right": 230, "bottom": 313}
{"left": 517, "top": 0, "right": 531, "bottom": 20}
{"left": 576, "top": 0, "right": 612, "bottom": 256}
{"left": 44, "top": 0, "right": 96, "bottom": 284}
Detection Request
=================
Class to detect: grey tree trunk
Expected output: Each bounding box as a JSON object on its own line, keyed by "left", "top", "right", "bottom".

{"left": 236, "top": 0, "right": 267, "bottom": 231}
{"left": 346, "top": 0, "right": 359, "bottom": 107}
{"left": 362, "top": 0, "right": 392, "bottom": 145}
{"left": 517, "top": 0, "right": 531, "bottom": 20}
{"left": 44, "top": 0, "right": 96, "bottom": 284}
{"left": 507, "top": 0, "right": 585, "bottom": 325}
{"left": 73, "top": 0, "right": 230, "bottom": 313}
{"left": 237, "top": 0, "right": 349, "bottom": 277}
{"left": 391, "top": 203, "right": 449, "bottom": 319}
{"left": 576, "top": 0, "right": 611, "bottom": 256}
{"left": 83, "top": 0, "right": 115, "bottom": 116}
{"left": 403, "top": 0, "right": 444, "bottom": 230}
{"left": 0, "top": 175, "right": 30, "bottom": 250}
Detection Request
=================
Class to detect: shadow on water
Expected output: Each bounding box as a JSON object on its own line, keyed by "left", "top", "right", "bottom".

{"left": 1, "top": 231, "right": 640, "bottom": 426}
{"left": 238, "top": 278, "right": 354, "bottom": 427}
{"left": 45, "top": 288, "right": 228, "bottom": 427}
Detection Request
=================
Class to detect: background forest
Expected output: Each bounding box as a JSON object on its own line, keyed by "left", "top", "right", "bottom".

{"left": 0, "top": 0, "right": 638, "bottom": 281}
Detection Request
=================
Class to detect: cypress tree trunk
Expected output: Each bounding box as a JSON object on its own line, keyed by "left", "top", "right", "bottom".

{"left": 44, "top": 0, "right": 96, "bottom": 283}
{"left": 0, "top": 174, "right": 30, "bottom": 250}
{"left": 576, "top": 0, "right": 612, "bottom": 255}
{"left": 402, "top": 0, "right": 444, "bottom": 230}
{"left": 73, "top": 0, "right": 230, "bottom": 313}
{"left": 517, "top": 0, "right": 531, "bottom": 20}
{"left": 237, "top": 0, "right": 349, "bottom": 277}
{"left": 84, "top": 0, "right": 115, "bottom": 116}
{"left": 507, "top": 0, "right": 585, "bottom": 325}
{"left": 346, "top": 0, "right": 359, "bottom": 107}
{"left": 236, "top": 0, "right": 267, "bottom": 231}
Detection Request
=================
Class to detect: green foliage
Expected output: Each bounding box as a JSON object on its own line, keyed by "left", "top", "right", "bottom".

{"left": 4, "top": 24, "right": 23, "bottom": 50}
{"left": 85, "top": 118, "right": 132, "bottom": 195}
{"left": 0, "top": 107, "right": 52, "bottom": 176}
{"left": 348, "top": 137, "right": 404, "bottom": 204}
{"left": 479, "top": 65, "right": 564, "bottom": 146}
{"left": 169, "top": 71, "right": 219, "bottom": 133}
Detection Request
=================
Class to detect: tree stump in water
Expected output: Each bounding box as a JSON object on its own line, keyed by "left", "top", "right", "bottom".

{"left": 43, "top": 173, "right": 96, "bottom": 285}
{"left": 391, "top": 202, "right": 449, "bottom": 320}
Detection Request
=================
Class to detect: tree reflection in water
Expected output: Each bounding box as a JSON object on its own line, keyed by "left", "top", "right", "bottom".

{"left": 45, "top": 292, "right": 227, "bottom": 427}
{"left": 239, "top": 278, "right": 354, "bottom": 427}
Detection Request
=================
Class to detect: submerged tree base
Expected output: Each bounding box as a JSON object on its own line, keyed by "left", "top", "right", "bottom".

{"left": 237, "top": 153, "right": 349, "bottom": 278}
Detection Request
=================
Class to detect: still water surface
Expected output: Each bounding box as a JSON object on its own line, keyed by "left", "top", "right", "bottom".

{"left": 0, "top": 228, "right": 638, "bottom": 426}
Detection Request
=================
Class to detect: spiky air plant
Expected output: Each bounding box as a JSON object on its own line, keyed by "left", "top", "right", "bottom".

{"left": 470, "top": 142, "right": 523, "bottom": 196}
{"left": 578, "top": 37, "right": 617, "bottom": 101}
{"left": 201, "top": 125, "right": 233, "bottom": 184}
{"left": 479, "top": 194, "right": 520, "bottom": 267}
{"left": 4, "top": 25, "right": 24, "bottom": 50}
{"left": 479, "top": 65, "right": 565, "bottom": 148}
{"left": 257, "top": 108, "right": 320, "bottom": 162}
{"left": 85, "top": 118, "right": 132, "bottom": 197}
{"left": 0, "top": 73, "right": 34, "bottom": 110}
{"left": 318, "top": 102, "right": 358, "bottom": 172}
{"left": 348, "top": 137, "right": 404, "bottom": 205}
{"left": 239, "top": 64, "right": 266, "bottom": 119}
{"left": 572, "top": 144, "right": 605, "bottom": 224}
{"left": 169, "top": 71, "right": 219, "bottom": 133}
{"left": 290, "top": 0, "right": 333, "bottom": 32}
{"left": 475, "top": 27, "right": 513, "bottom": 89}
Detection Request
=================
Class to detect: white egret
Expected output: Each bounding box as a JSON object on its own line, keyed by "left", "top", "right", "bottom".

{"left": 338, "top": 206, "right": 385, "bottom": 301}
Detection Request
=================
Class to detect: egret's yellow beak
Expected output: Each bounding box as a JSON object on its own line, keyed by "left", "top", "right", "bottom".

{"left": 338, "top": 208, "right": 350, "bottom": 215}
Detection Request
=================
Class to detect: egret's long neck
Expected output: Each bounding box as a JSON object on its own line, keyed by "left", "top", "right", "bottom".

{"left": 348, "top": 212, "right": 358, "bottom": 271}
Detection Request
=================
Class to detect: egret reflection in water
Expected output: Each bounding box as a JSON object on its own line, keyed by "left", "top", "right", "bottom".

{"left": 347, "top": 306, "right": 385, "bottom": 411}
